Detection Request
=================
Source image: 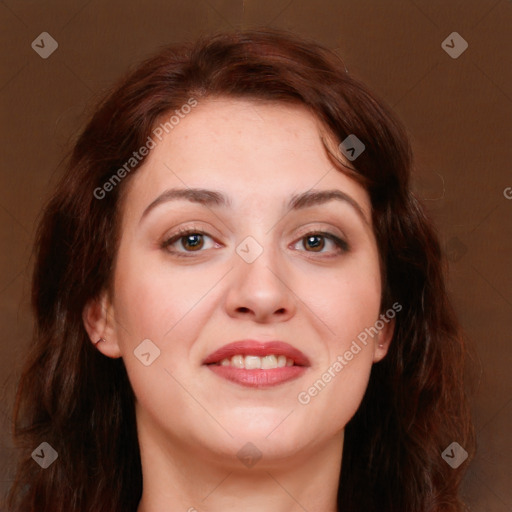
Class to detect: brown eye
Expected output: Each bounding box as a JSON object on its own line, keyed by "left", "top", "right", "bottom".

{"left": 303, "top": 234, "right": 325, "bottom": 252}
{"left": 293, "top": 231, "right": 349, "bottom": 256}
{"left": 180, "top": 233, "right": 204, "bottom": 251}
{"left": 162, "top": 229, "right": 216, "bottom": 257}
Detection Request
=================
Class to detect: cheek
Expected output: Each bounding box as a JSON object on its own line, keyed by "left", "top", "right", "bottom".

{"left": 297, "top": 337, "right": 375, "bottom": 435}
{"left": 111, "top": 253, "right": 211, "bottom": 423}
{"left": 298, "top": 254, "right": 382, "bottom": 340}
{"left": 113, "top": 250, "right": 218, "bottom": 343}
{"left": 293, "top": 254, "right": 381, "bottom": 424}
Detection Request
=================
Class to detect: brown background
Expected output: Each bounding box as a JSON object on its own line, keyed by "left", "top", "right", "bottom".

{"left": 0, "top": 0, "right": 511, "bottom": 510}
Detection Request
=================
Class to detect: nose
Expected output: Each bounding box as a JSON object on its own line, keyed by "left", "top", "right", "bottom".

{"left": 224, "top": 240, "right": 297, "bottom": 323}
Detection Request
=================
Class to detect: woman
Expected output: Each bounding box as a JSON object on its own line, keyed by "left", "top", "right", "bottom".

{"left": 6, "top": 28, "right": 475, "bottom": 511}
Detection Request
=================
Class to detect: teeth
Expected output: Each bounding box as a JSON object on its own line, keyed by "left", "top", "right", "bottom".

{"left": 261, "top": 355, "right": 277, "bottom": 369}
{"left": 231, "top": 355, "right": 244, "bottom": 368}
{"left": 217, "top": 354, "right": 295, "bottom": 369}
{"left": 245, "top": 355, "right": 261, "bottom": 369}
{"left": 277, "top": 355, "right": 287, "bottom": 367}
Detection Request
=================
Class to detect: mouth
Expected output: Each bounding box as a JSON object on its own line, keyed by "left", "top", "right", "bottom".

{"left": 202, "top": 340, "right": 310, "bottom": 388}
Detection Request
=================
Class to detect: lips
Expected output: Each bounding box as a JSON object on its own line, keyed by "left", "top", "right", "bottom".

{"left": 202, "top": 340, "right": 310, "bottom": 389}
{"left": 202, "top": 340, "right": 310, "bottom": 367}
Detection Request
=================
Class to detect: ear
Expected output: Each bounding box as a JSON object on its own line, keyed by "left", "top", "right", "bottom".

{"left": 82, "top": 290, "right": 122, "bottom": 359}
{"left": 372, "top": 316, "right": 395, "bottom": 363}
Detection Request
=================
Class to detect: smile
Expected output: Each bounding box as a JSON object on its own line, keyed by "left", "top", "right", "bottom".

{"left": 203, "top": 340, "right": 310, "bottom": 388}
{"left": 214, "top": 354, "right": 294, "bottom": 369}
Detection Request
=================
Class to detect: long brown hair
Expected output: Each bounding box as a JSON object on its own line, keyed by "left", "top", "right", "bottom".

{"left": 7, "top": 28, "right": 475, "bottom": 511}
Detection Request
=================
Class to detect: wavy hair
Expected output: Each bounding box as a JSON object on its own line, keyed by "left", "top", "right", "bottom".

{"left": 6, "top": 28, "right": 475, "bottom": 511}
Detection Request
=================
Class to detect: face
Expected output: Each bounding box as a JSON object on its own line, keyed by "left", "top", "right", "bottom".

{"left": 85, "top": 98, "right": 393, "bottom": 467}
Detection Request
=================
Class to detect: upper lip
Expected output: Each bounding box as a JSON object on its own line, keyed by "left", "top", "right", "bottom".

{"left": 202, "top": 340, "right": 311, "bottom": 367}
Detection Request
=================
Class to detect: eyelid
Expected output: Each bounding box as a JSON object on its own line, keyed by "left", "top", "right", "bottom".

{"left": 161, "top": 222, "right": 220, "bottom": 244}
{"left": 161, "top": 225, "right": 219, "bottom": 254}
{"left": 292, "top": 222, "right": 347, "bottom": 241}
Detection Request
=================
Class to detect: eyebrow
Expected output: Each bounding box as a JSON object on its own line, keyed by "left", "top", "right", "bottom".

{"left": 140, "top": 187, "right": 369, "bottom": 224}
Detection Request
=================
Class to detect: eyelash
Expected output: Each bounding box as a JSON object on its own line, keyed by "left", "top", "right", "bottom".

{"left": 161, "top": 226, "right": 349, "bottom": 258}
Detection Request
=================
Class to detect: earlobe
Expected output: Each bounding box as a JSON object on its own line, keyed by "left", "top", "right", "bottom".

{"left": 82, "top": 292, "right": 122, "bottom": 358}
{"left": 373, "top": 317, "right": 395, "bottom": 363}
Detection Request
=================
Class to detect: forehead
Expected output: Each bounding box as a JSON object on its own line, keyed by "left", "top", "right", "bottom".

{"left": 119, "top": 98, "right": 371, "bottom": 223}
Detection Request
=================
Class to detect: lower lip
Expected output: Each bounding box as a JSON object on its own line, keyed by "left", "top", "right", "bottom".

{"left": 206, "top": 365, "right": 308, "bottom": 388}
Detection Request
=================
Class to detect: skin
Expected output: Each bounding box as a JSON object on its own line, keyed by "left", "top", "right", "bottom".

{"left": 83, "top": 98, "right": 394, "bottom": 512}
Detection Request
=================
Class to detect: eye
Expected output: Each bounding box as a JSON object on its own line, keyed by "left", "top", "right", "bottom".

{"left": 161, "top": 228, "right": 349, "bottom": 258}
{"left": 161, "top": 228, "right": 218, "bottom": 256}
{"left": 292, "top": 231, "right": 349, "bottom": 256}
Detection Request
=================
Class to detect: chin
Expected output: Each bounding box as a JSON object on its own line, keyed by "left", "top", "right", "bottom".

{"left": 223, "top": 417, "right": 309, "bottom": 450}
{"left": 199, "top": 433, "right": 310, "bottom": 470}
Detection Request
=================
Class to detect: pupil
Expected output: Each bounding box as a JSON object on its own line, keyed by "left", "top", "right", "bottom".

{"left": 184, "top": 234, "right": 203, "bottom": 250}
{"left": 306, "top": 235, "right": 323, "bottom": 251}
